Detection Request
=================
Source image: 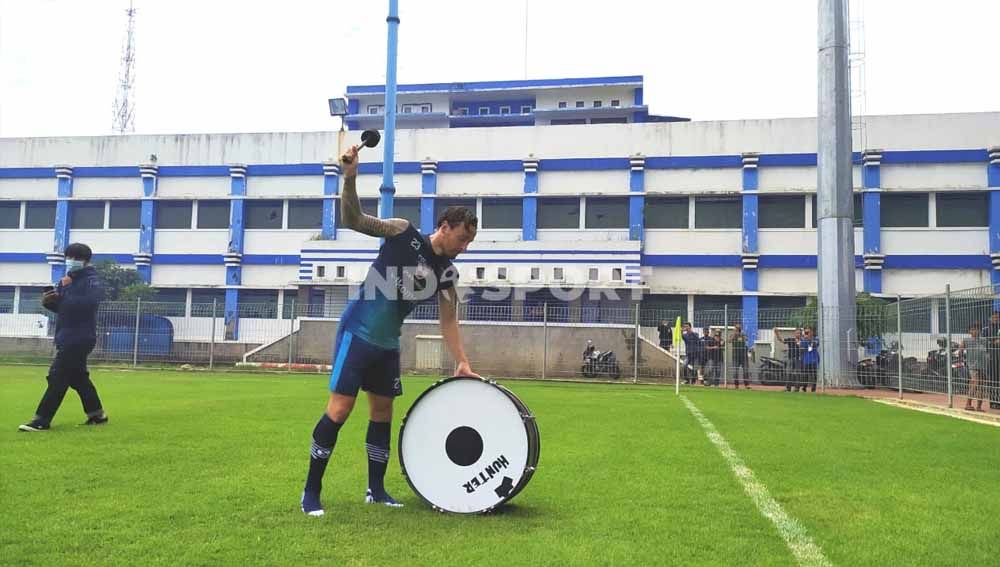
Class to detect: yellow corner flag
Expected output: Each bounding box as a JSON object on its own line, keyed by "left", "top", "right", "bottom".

{"left": 673, "top": 316, "right": 682, "bottom": 345}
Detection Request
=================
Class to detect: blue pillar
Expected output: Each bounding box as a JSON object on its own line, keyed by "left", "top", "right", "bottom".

{"left": 135, "top": 164, "right": 158, "bottom": 282}
{"left": 632, "top": 87, "right": 647, "bottom": 123}
{"left": 224, "top": 165, "right": 246, "bottom": 341}
{"left": 741, "top": 153, "right": 760, "bottom": 344}
{"left": 49, "top": 166, "right": 74, "bottom": 282}
{"left": 861, "top": 150, "right": 884, "bottom": 293}
{"left": 420, "top": 160, "right": 437, "bottom": 234}
{"left": 989, "top": 147, "right": 1000, "bottom": 290}
{"left": 322, "top": 162, "right": 340, "bottom": 239}
{"left": 380, "top": 0, "right": 400, "bottom": 219}
{"left": 522, "top": 158, "right": 539, "bottom": 241}
{"left": 628, "top": 157, "right": 645, "bottom": 241}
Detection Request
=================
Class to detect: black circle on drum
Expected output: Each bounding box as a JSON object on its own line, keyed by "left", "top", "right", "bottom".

{"left": 445, "top": 426, "right": 484, "bottom": 466}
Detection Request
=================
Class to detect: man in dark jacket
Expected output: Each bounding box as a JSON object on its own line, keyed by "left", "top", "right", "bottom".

{"left": 657, "top": 319, "right": 673, "bottom": 351}
{"left": 19, "top": 243, "right": 108, "bottom": 431}
{"left": 681, "top": 323, "right": 701, "bottom": 384}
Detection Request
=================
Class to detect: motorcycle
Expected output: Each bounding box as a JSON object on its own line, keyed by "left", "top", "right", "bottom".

{"left": 926, "top": 338, "right": 960, "bottom": 378}
{"left": 858, "top": 341, "right": 918, "bottom": 388}
{"left": 758, "top": 356, "right": 787, "bottom": 386}
{"left": 582, "top": 344, "right": 622, "bottom": 380}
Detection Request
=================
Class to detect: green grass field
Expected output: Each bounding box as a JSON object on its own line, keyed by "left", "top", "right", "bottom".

{"left": 1, "top": 365, "right": 998, "bottom": 566}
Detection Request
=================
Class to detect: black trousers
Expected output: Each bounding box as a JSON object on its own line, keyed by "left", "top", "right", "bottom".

{"left": 34, "top": 340, "right": 103, "bottom": 425}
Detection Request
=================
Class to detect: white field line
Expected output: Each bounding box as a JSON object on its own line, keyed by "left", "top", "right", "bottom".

{"left": 680, "top": 394, "right": 832, "bottom": 567}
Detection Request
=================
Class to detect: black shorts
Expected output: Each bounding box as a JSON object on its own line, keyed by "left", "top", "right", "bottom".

{"left": 328, "top": 329, "right": 402, "bottom": 398}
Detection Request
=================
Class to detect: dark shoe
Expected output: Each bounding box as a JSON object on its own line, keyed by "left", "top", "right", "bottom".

{"left": 18, "top": 420, "right": 50, "bottom": 432}
{"left": 301, "top": 491, "right": 325, "bottom": 517}
{"left": 82, "top": 414, "right": 108, "bottom": 426}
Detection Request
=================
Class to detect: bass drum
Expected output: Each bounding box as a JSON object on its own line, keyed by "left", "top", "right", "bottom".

{"left": 399, "top": 377, "right": 540, "bottom": 514}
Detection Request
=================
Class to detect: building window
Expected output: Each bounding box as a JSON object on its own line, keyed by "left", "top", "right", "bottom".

{"left": 420, "top": 104, "right": 431, "bottom": 113}
{"left": 497, "top": 267, "right": 507, "bottom": 280}
{"left": 18, "top": 286, "right": 48, "bottom": 315}
{"left": 558, "top": 101, "right": 567, "bottom": 109}
{"left": 645, "top": 197, "right": 689, "bottom": 229}
{"left": 478, "top": 107, "right": 489, "bottom": 115}
{"left": 530, "top": 267, "right": 540, "bottom": 280}
{"left": 590, "top": 117, "right": 628, "bottom": 125}
{"left": 434, "top": 198, "right": 476, "bottom": 224}
{"left": 553, "top": 267, "right": 564, "bottom": 280}
{"left": 367, "top": 105, "right": 380, "bottom": 115}
{"left": 0, "top": 286, "right": 13, "bottom": 314}
{"left": 239, "top": 289, "right": 280, "bottom": 319}
{"left": 109, "top": 200, "right": 141, "bottom": 229}
{"left": 336, "top": 265, "right": 346, "bottom": 278}
{"left": 936, "top": 192, "right": 988, "bottom": 227}
{"left": 588, "top": 267, "right": 599, "bottom": 281}
{"left": 71, "top": 201, "right": 105, "bottom": 229}
{"left": 481, "top": 198, "right": 522, "bottom": 229}
{"left": 475, "top": 267, "right": 486, "bottom": 280}
{"left": 26, "top": 202, "right": 57, "bottom": 229}
{"left": 499, "top": 106, "right": 511, "bottom": 115}
{"left": 316, "top": 266, "right": 326, "bottom": 278}
{"left": 759, "top": 195, "right": 805, "bottom": 229}
{"left": 881, "top": 193, "right": 928, "bottom": 228}
{"left": 758, "top": 296, "right": 809, "bottom": 330}
{"left": 585, "top": 197, "right": 629, "bottom": 229}
{"left": 191, "top": 288, "right": 226, "bottom": 317}
{"left": 593, "top": 100, "right": 602, "bottom": 108}
{"left": 612, "top": 268, "right": 623, "bottom": 281}
{"left": 0, "top": 202, "right": 20, "bottom": 229}
{"left": 520, "top": 105, "right": 532, "bottom": 114}
{"left": 333, "top": 198, "right": 377, "bottom": 228}
{"left": 550, "top": 118, "right": 587, "bottom": 126}
{"left": 197, "top": 200, "right": 231, "bottom": 229}
{"left": 245, "top": 200, "right": 284, "bottom": 229}
{"left": 288, "top": 199, "right": 323, "bottom": 229}
{"left": 158, "top": 201, "right": 193, "bottom": 229}
{"left": 537, "top": 198, "right": 580, "bottom": 229}
{"left": 694, "top": 197, "right": 742, "bottom": 229}
{"left": 611, "top": 99, "right": 621, "bottom": 107}
{"left": 24, "top": 201, "right": 56, "bottom": 229}
{"left": 391, "top": 198, "right": 421, "bottom": 227}
{"left": 693, "top": 295, "right": 743, "bottom": 326}
{"left": 401, "top": 104, "right": 413, "bottom": 114}
{"left": 151, "top": 288, "right": 187, "bottom": 317}
{"left": 575, "top": 101, "right": 585, "bottom": 108}
{"left": 811, "top": 194, "right": 863, "bottom": 227}
{"left": 455, "top": 107, "right": 468, "bottom": 116}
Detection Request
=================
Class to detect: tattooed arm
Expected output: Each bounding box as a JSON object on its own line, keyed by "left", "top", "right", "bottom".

{"left": 339, "top": 146, "right": 410, "bottom": 238}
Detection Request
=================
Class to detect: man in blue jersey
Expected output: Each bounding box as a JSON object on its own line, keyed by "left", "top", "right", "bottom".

{"left": 301, "top": 145, "right": 479, "bottom": 516}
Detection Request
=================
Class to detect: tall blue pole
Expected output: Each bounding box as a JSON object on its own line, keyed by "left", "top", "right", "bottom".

{"left": 380, "top": 0, "right": 400, "bottom": 219}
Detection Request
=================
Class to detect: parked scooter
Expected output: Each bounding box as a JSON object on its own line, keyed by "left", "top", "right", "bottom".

{"left": 582, "top": 340, "right": 622, "bottom": 379}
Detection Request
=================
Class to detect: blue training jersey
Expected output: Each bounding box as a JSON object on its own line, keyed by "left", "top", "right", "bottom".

{"left": 339, "top": 222, "right": 458, "bottom": 350}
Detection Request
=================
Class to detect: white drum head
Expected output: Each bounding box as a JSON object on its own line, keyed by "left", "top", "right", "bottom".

{"left": 400, "top": 379, "right": 529, "bottom": 514}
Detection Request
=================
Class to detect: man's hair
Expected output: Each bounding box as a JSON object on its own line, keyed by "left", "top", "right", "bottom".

{"left": 970, "top": 322, "right": 981, "bottom": 331}
{"left": 436, "top": 206, "right": 478, "bottom": 231}
{"left": 684, "top": 322, "right": 692, "bottom": 327}
{"left": 64, "top": 242, "right": 93, "bottom": 262}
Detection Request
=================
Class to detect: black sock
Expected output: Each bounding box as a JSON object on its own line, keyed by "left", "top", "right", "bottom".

{"left": 366, "top": 421, "right": 391, "bottom": 496}
{"left": 304, "top": 414, "right": 343, "bottom": 495}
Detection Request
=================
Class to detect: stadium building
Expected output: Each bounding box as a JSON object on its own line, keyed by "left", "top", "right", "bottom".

{"left": 2, "top": 75, "right": 999, "bottom": 347}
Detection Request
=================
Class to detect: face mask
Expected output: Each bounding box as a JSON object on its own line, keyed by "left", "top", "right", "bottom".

{"left": 65, "top": 259, "right": 85, "bottom": 273}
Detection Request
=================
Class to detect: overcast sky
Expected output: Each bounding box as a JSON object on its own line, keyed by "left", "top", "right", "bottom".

{"left": 1, "top": 0, "right": 998, "bottom": 138}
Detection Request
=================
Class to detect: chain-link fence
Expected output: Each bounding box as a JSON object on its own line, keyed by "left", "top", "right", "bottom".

{"left": 0, "top": 286, "right": 997, "bottom": 412}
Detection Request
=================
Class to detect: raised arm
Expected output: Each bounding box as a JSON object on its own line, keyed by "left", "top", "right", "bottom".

{"left": 339, "top": 146, "right": 410, "bottom": 238}
{"left": 439, "top": 286, "right": 479, "bottom": 378}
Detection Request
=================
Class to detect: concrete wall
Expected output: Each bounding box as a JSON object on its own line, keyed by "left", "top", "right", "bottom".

{"left": 246, "top": 319, "right": 678, "bottom": 381}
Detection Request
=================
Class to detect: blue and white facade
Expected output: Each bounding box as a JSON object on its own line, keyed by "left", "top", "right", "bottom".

{"left": 2, "top": 76, "right": 999, "bottom": 343}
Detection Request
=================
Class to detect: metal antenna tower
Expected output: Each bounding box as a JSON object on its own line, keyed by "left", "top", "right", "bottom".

{"left": 112, "top": 0, "right": 137, "bottom": 134}
{"left": 848, "top": 0, "right": 867, "bottom": 149}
